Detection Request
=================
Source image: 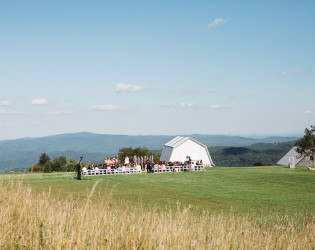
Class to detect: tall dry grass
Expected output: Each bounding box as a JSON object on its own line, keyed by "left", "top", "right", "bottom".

{"left": 0, "top": 181, "right": 314, "bottom": 249}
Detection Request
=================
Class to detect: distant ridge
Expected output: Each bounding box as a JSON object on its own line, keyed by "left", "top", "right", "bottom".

{"left": 0, "top": 132, "right": 299, "bottom": 171}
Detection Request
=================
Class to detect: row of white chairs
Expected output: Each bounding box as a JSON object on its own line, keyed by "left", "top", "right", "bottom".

{"left": 82, "top": 166, "right": 141, "bottom": 176}
{"left": 152, "top": 165, "right": 204, "bottom": 173}
{"left": 82, "top": 165, "right": 204, "bottom": 176}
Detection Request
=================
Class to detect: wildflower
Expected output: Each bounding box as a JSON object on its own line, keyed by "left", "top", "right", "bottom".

{"left": 62, "top": 241, "right": 67, "bottom": 245}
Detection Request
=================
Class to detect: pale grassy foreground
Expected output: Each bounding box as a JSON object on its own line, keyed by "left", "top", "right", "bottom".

{"left": 0, "top": 181, "right": 314, "bottom": 249}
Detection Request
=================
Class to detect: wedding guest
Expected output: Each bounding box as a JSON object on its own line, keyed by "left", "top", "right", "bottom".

{"left": 125, "top": 156, "right": 130, "bottom": 165}
{"left": 134, "top": 155, "right": 137, "bottom": 165}
{"left": 140, "top": 156, "right": 144, "bottom": 170}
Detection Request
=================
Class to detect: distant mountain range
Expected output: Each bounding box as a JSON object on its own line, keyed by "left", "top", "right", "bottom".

{"left": 0, "top": 132, "right": 299, "bottom": 171}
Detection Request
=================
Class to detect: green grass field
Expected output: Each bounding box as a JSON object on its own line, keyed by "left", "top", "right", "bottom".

{"left": 2, "top": 165, "right": 314, "bottom": 221}
{"left": 1, "top": 166, "right": 315, "bottom": 248}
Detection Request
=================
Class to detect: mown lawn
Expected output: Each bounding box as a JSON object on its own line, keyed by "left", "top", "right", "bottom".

{"left": 1, "top": 165, "right": 314, "bottom": 221}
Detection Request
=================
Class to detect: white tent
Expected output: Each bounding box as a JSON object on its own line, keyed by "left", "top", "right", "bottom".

{"left": 160, "top": 136, "right": 214, "bottom": 166}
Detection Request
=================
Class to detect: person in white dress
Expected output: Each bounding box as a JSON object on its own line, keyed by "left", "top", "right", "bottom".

{"left": 124, "top": 156, "right": 130, "bottom": 165}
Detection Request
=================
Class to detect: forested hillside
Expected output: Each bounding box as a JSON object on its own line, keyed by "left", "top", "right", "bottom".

{"left": 209, "top": 142, "right": 294, "bottom": 167}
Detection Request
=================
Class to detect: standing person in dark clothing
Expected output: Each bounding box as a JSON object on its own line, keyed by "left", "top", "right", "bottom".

{"left": 140, "top": 156, "right": 144, "bottom": 170}
{"left": 130, "top": 156, "right": 134, "bottom": 164}
{"left": 147, "top": 162, "right": 152, "bottom": 173}
{"left": 76, "top": 156, "right": 83, "bottom": 180}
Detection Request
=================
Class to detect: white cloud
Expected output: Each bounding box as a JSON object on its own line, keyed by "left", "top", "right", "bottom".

{"left": 208, "top": 18, "right": 227, "bottom": 28}
{"left": 31, "top": 98, "right": 48, "bottom": 105}
{"left": 179, "top": 102, "right": 194, "bottom": 108}
{"left": 209, "top": 104, "right": 222, "bottom": 109}
{"left": 164, "top": 103, "right": 224, "bottom": 109}
{"left": 281, "top": 68, "right": 311, "bottom": 76}
{"left": 184, "top": 89, "right": 199, "bottom": 93}
{"left": 304, "top": 110, "right": 313, "bottom": 114}
{"left": 162, "top": 102, "right": 195, "bottom": 108}
{"left": 46, "top": 110, "right": 75, "bottom": 115}
{"left": 89, "top": 104, "right": 127, "bottom": 111}
{"left": 115, "top": 82, "right": 147, "bottom": 93}
{"left": 1, "top": 100, "right": 11, "bottom": 106}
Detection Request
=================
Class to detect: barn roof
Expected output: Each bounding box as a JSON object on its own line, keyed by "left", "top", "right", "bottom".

{"left": 165, "top": 136, "right": 208, "bottom": 149}
{"left": 277, "top": 146, "right": 304, "bottom": 165}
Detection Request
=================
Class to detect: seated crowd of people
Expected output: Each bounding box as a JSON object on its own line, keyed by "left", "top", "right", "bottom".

{"left": 82, "top": 155, "right": 204, "bottom": 175}
{"left": 146, "top": 160, "right": 204, "bottom": 173}
{"left": 82, "top": 155, "right": 155, "bottom": 174}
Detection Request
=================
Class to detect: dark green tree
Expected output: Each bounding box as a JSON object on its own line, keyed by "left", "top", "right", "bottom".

{"left": 117, "top": 147, "right": 157, "bottom": 163}
{"left": 51, "top": 156, "right": 67, "bottom": 172}
{"left": 43, "top": 162, "right": 52, "bottom": 173}
{"left": 295, "top": 125, "right": 315, "bottom": 165}
{"left": 62, "top": 158, "right": 77, "bottom": 172}
{"left": 39, "top": 153, "right": 50, "bottom": 166}
{"left": 117, "top": 147, "right": 134, "bottom": 162}
{"left": 133, "top": 147, "right": 150, "bottom": 156}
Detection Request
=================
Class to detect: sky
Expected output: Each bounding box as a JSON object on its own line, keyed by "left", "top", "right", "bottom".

{"left": 0, "top": 0, "right": 314, "bottom": 140}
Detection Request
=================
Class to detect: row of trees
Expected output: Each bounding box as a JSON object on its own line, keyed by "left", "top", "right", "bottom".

{"left": 30, "top": 147, "right": 160, "bottom": 173}
{"left": 30, "top": 153, "right": 77, "bottom": 173}
{"left": 208, "top": 144, "right": 292, "bottom": 167}
{"left": 117, "top": 147, "right": 160, "bottom": 163}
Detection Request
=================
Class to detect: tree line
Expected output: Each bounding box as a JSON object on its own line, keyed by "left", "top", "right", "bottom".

{"left": 30, "top": 153, "right": 77, "bottom": 173}
{"left": 117, "top": 147, "right": 160, "bottom": 163}
{"left": 30, "top": 146, "right": 160, "bottom": 173}
{"left": 208, "top": 142, "right": 294, "bottom": 167}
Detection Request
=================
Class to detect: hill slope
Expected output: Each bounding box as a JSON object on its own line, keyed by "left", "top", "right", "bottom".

{"left": 209, "top": 142, "right": 295, "bottom": 167}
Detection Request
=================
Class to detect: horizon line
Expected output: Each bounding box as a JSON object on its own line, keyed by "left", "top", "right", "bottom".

{"left": 0, "top": 131, "right": 303, "bottom": 142}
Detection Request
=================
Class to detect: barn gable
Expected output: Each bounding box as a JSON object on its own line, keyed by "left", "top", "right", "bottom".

{"left": 277, "top": 147, "right": 302, "bottom": 166}
{"left": 160, "top": 136, "right": 214, "bottom": 166}
{"left": 277, "top": 146, "right": 313, "bottom": 166}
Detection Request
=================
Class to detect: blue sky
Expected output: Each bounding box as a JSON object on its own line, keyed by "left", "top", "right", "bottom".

{"left": 0, "top": 0, "right": 314, "bottom": 140}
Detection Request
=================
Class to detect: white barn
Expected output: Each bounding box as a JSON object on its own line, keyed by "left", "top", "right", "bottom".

{"left": 160, "top": 136, "right": 215, "bottom": 166}
{"left": 277, "top": 146, "right": 313, "bottom": 167}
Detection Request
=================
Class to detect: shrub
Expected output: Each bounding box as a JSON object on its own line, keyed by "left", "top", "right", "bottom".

{"left": 253, "top": 161, "right": 264, "bottom": 166}
{"left": 62, "top": 159, "right": 77, "bottom": 172}
{"left": 29, "top": 164, "right": 44, "bottom": 172}
{"left": 43, "top": 162, "right": 52, "bottom": 173}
